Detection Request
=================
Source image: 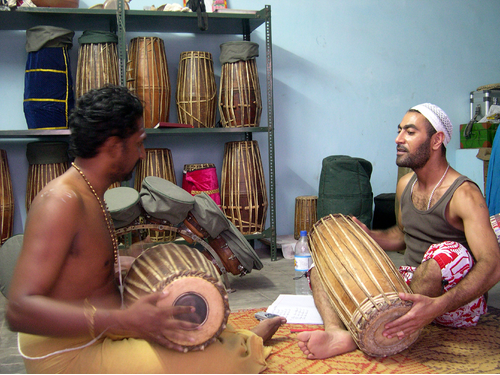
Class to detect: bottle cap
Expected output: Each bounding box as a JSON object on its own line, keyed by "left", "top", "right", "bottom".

{"left": 300, "top": 230, "right": 307, "bottom": 236}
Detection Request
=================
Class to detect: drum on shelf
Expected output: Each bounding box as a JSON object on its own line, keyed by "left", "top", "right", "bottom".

{"left": 309, "top": 214, "right": 421, "bottom": 357}
{"left": 294, "top": 195, "right": 317, "bottom": 240}
{"left": 123, "top": 243, "right": 230, "bottom": 352}
{"left": 127, "top": 37, "right": 171, "bottom": 129}
{"left": 134, "top": 148, "right": 176, "bottom": 191}
{"left": 75, "top": 31, "right": 119, "bottom": 99}
{"left": 176, "top": 51, "right": 217, "bottom": 128}
{"left": 218, "top": 41, "right": 262, "bottom": 128}
{"left": 182, "top": 163, "right": 221, "bottom": 206}
{"left": 0, "top": 150, "right": 14, "bottom": 245}
{"left": 25, "top": 142, "right": 69, "bottom": 212}
{"left": 491, "top": 213, "right": 500, "bottom": 246}
{"left": 220, "top": 141, "right": 268, "bottom": 234}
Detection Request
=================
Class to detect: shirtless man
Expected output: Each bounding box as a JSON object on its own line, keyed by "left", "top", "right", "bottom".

{"left": 298, "top": 103, "right": 500, "bottom": 359}
{"left": 6, "top": 85, "right": 285, "bottom": 373}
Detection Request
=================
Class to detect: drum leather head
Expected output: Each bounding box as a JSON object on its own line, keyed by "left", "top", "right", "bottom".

{"left": 140, "top": 176, "right": 194, "bottom": 225}
{"left": 104, "top": 187, "right": 142, "bottom": 228}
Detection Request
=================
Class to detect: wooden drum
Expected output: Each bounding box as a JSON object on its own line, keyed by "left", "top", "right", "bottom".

{"left": 219, "top": 41, "right": 262, "bottom": 128}
{"left": 0, "top": 150, "right": 13, "bottom": 245}
{"left": 134, "top": 148, "right": 176, "bottom": 191}
{"left": 182, "top": 163, "right": 221, "bottom": 206}
{"left": 26, "top": 142, "right": 69, "bottom": 212}
{"left": 176, "top": 51, "right": 217, "bottom": 128}
{"left": 221, "top": 141, "right": 267, "bottom": 234}
{"left": 127, "top": 37, "right": 171, "bottom": 129}
{"left": 124, "top": 243, "right": 230, "bottom": 352}
{"left": 309, "top": 214, "right": 421, "bottom": 357}
{"left": 294, "top": 195, "right": 317, "bottom": 240}
{"left": 75, "top": 31, "right": 119, "bottom": 99}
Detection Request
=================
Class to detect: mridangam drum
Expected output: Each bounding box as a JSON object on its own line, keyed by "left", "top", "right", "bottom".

{"left": 221, "top": 141, "right": 268, "bottom": 234}
{"left": 75, "top": 31, "right": 119, "bottom": 99}
{"left": 219, "top": 41, "right": 262, "bottom": 128}
{"left": 176, "top": 51, "right": 217, "bottom": 128}
{"left": 182, "top": 163, "right": 221, "bottom": 206}
{"left": 26, "top": 142, "right": 69, "bottom": 212}
{"left": 134, "top": 148, "right": 176, "bottom": 191}
{"left": 491, "top": 213, "right": 500, "bottom": 246}
{"left": 0, "top": 150, "right": 13, "bottom": 245}
{"left": 309, "top": 214, "right": 421, "bottom": 357}
{"left": 294, "top": 195, "right": 317, "bottom": 240}
{"left": 127, "top": 37, "right": 171, "bottom": 129}
{"left": 123, "top": 243, "right": 230, "bottom": 351}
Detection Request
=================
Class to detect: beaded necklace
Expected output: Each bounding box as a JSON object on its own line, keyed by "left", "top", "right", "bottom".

{"left": 411, "top": 163, "right": 450, "bottom": 210}
{"left": 71, "top": 162, "right": 119, "bottom": 264}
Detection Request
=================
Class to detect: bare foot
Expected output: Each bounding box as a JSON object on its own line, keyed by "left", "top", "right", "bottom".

{"left": 297, "top": 328, "right": 357, "bottom": 359}
{"left": 251, "top": 316, "right": 286, "bottom": 342}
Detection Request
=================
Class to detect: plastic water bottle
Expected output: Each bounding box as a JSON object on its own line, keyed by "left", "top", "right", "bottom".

{"left": 294, "top": 230, "right": 312, "bottom": 295}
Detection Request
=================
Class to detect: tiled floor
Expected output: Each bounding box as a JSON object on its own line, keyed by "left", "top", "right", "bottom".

{"left": 1, "top": 242, "right": 499, "bottom": 374}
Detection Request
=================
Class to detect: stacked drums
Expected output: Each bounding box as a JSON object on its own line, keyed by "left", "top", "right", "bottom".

{"left": 0, "top": 150, "right": 13, "bottom": 245}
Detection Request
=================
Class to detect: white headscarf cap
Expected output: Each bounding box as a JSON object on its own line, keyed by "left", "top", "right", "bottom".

{"left": 411, "top": 103, "right": 453, "bottom": 147}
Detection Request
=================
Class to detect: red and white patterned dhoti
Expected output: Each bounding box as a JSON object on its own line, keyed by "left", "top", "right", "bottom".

{"left": 399, "top": 241, "right": 487, "bottom": 327}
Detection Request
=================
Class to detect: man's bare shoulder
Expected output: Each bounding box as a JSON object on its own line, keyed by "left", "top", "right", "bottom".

{"left": 29, "top": 173, "right": 85, "bottom": 214}
{"left": 448, "top": 179, "right": 488, "bottom": 223}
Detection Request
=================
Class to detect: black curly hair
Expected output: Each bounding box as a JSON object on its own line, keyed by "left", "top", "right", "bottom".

{"left": 68, "top": 85, "right": 143, "bottom": 158}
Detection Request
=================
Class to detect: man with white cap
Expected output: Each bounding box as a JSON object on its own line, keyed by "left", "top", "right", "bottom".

{"left": 297, "top": 103, "right": 500, "bottom": 359}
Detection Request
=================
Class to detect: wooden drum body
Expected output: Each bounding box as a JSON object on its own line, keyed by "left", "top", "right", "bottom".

{"left": 0, "top": 150, "right": 13, "bottom": 245}
{"left": 76, "top": 31, "right": 119, "bottom": 99}
{"left": 127, "top": 37, "right": 171, "bottom": 128}
{"left": 219, "top": 41, "right": 262, "bottom": 128}
{"left": 221, "top": 141, "right": 267, "bottom": 234}
{"left": 134, "top": 148, "right": 176, "bottom": 191}
{"left": 26, "top": 142, "right": 69, "bottom": 212}
{"left": 294, "top": 195, "right": 317, "bottom": 239}
{"left": 124, "top": 243, "right": 230, "bottom": 351}
{"left": 309, "top": 214, "right": 421, "bottom": 357}
{"left": 176, "top": 51, "right": 217, "bottom": 128}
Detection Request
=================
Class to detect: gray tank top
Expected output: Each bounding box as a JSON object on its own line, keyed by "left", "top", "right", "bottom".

{"left": 401, "top": 174, "right": 472, "bottom": 267}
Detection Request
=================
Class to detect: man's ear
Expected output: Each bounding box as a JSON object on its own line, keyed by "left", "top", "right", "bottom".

{"left": 432, "top": 131, "right": 445, "bottom": 150}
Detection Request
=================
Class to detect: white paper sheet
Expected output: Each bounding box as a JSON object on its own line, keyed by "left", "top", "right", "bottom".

{"left": 266, "top": 294, "right": 324, "bottom": 324}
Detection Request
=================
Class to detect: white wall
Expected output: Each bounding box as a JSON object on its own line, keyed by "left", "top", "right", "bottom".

{"left": 1, "top": 0, "right": 499, "bottom": 236}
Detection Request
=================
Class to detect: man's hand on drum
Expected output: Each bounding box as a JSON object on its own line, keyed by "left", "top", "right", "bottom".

{"left": 117, "top": 292, "right": 199, "bottom": 351}
{"left": 382, "top": 292, "right": 445, "bottom": 339}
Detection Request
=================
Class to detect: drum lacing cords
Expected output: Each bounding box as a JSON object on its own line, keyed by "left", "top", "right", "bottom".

{"left": 187, "top": 0, "right": 208, "bottom": 31}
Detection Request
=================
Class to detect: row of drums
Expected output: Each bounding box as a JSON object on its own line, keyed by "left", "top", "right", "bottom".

{"left": 0, "top": 139, "right": 268, "bottom": 244}
{"left": 76, "top": 31, "right": 260, "bottom": 129}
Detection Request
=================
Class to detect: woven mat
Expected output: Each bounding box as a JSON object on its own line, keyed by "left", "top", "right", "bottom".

{"left": 228, "top": 306, "right": 500, "bottom": 374}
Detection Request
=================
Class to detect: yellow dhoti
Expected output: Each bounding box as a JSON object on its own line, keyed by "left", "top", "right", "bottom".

{"left": 19, "top": 324, "right": 271, "bottom": 374}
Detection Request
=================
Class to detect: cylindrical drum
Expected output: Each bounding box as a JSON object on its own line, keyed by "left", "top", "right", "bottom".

{"left": 134, "top": 148, "right": 176, "bottom": 191}
{"left": 26, "top": 142, "right": 69, "bottom": 212}
{"left": 294, "top": 195, "right": 317, "bottom": 240}
{"left": 219, "top": 41, "right": 262, "bottom": 128}
{"left": 309, "top": 214, "right": 421, "bottom": 357}
{"left": 221, "top": 141, "right": 268, "bottom": 234}
{"left": 491, "top": 213, "right": 500, "bottom": 246}
{"left": 75, "top": 31, "right": 119, "bottom": 99}
{"left": 127, "top": 37, "right": 171, "bottom": 129}
{"left": 182, "top": 163, "right": 221, "bottom": 206}
{"left": 176, "top": 51, "right": 217, "bottom": 128}
{"left": 124, "top": 243, "right": 230, "bottom": 351}
{"left": 0, "top": 150, "right": 14, "bottom": 245}
{"left": 24, "top": 26, "right": 75, "bottom": 130}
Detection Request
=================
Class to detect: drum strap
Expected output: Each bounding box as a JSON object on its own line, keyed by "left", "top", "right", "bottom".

{"left": 187, "top": 0, "right": 208, "bottom": 31}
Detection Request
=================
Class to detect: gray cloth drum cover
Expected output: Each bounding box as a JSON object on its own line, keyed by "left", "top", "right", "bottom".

{"left": 104, "top": 187, "right": 142, "bottom": 228}
{"left": 190, "top": 192, "right": 230, "bottom": 238}
{"left": 0, "top": 234, "right": 23, "bottom": 298}
{"left": 140, "top": 176, "right": 194, "bottom": 225}
{"left": 219, "top": 223, "right": 263, "bottom": 272}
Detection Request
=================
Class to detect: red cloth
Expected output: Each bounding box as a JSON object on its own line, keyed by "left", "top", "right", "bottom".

{"left": 182, "top": 166, "right": 221, "bottom": 206}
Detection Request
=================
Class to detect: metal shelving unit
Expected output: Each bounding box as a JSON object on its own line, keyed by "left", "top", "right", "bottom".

{"left": 0, "top": 4, "right": 277, "bottom": 260}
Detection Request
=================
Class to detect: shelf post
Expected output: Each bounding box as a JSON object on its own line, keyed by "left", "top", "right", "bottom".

{"left": 117, "top": 0, "right": 126, "bottom": 87}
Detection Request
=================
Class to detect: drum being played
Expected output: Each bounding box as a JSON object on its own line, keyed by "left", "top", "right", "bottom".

{"left": 75, "top": 31, "right": 119, "bottom": 99}
{"left": 294, "top": 195, "right": 318, "bottom": 240}
{"left": 25, "top": 142, "right": 69, "bottom": 212}
{"left": 134, "top": 148, "right": 176, "bottom": 191}
{"left": 123, "top": 243, "right": 230, "bottom": 352}
{"left": 309, "top": 214, "right": 421, "bottom": 357}
{"left": 127, "top": 37, "right": 170, "bottom": 128}
{"left": 0, "top": 150, "right": 13, "bottom": 245}
{"left": 221, "top": 141, "right": 268, "bottom": 234}
{"left": 182, "top": 163, "right": 221, "bottom": 206}
{"left": 176, "top": 51, "right": 217, "bottom": 128}
{"left": 491, "top": 213, "right": 500, "bottom": 246}
{"left": 219, "top": 41, "right": 262, "bottom": 128}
